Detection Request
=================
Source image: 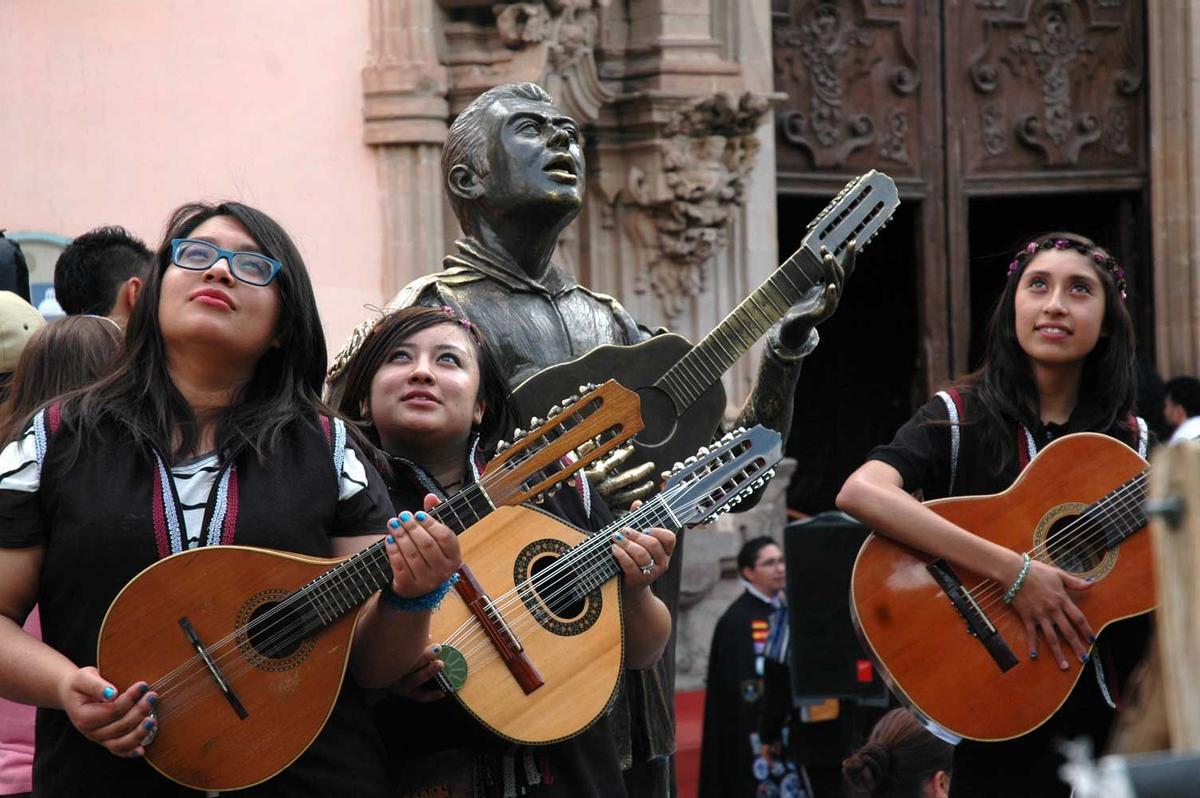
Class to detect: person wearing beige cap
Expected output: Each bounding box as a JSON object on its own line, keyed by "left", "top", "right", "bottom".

{"left": 0, "top": 292, "right": 45, "bottom": 402}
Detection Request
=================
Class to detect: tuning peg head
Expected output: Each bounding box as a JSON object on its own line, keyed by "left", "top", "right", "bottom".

{"left": 684, "top": 456, "right": 697, "bottom": 466}
{"left": 512, "top": 427, "right": 525, "bottom": 439}
{"left": 661, "top": 470, "right": 672, "bottom": 481}
{"left": 495, "top": 440, "right": 511, "bottom": 453}
{"left": 550, "top": 404, "right": 563, "bottom": 416}
{"left": 529, "top": 416, "right": 544, "bottom": 428}
{"left": 565, "top": 394, "right": 580, "bottom": 405}
{"left": 697, "top": 446, "right": 710, "bottom": 456}
{"left": 673, "top": 462, "right": 684, "bottom": 472}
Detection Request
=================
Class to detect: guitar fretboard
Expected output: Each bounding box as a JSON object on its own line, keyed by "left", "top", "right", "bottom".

{"left": 295, "top": 484, "right": 495, "bottom": 631}
{"left": 656, "top": 249, "right": 825, "bottom": 410}
{"left": 1078, "top": 470, "right": 1149, "bottom": 551}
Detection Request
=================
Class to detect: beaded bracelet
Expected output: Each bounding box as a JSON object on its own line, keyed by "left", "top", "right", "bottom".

{"left": 1003, "top": 554, "right": 1032, "bottom": 605}
{"left": 380, "top": 573, "right": 460, "bottom": 612}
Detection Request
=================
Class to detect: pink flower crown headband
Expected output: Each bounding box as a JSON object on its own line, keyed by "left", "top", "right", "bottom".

{"left": 440, "top": 305, "right": 481, "bottom": 336}
{"left": 1007, "top": 238, "right": 1127, "bottom": 299}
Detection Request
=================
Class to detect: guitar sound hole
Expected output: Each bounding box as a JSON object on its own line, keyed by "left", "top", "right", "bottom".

{"left": 529, "top": 555, "right": 586, "bottom": 621}
{"left": 246, "top": 601, "right": 307, "bottom": 659}
{"left": 514, "top": 539, "right": 604, "bottom": 637}
{"left": 1043, "top": 514, "right": 1108, "bottom": 575}
{"left": 635, "top": 387, "right": 678, "bottom": 447}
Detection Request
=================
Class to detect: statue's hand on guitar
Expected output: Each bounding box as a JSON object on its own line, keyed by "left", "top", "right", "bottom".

{"left": 580, "top": 442, "right": 658, "bottom": 510}
{"left": 61, "top": 667, "right": 157, "bottom": 758}
{"left": 777, "top": 241, "right": 857, "bottom": 351}
{"left": 1008, "top": 558, "right": 1096, "bottom": 672}
{"left": 384, "top": 494, "right": 463, "bottom": 598}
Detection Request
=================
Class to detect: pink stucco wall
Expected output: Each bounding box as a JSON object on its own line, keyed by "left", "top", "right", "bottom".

{"left": 0, "top": 0, "right": 383, "bottom": 353}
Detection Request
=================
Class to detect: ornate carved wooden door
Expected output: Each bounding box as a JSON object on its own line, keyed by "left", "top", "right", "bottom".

{"left": 772, "top": 0, "right": 1149, "bottom": 512}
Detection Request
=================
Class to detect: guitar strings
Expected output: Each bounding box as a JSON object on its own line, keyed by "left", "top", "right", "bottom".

{"left": 961, "top": 472, "right": 1146, "bottom": 621}
{"left": 141, "top": 409, "right": 609, "bottom": 713}
{"left": 966, "top": 470, "right": 1147, "bottom": 615}
{"left": 952, "top": 470, "right": 1149, "bottom": 625}
{"left": 157, "top": 483, "right": 693, "bottom": 721}
{"left": 158, "top": 459, "right": 746, "bottom": 721}
{"left": 438, "top": 483, "right": 701, "bottom": 672}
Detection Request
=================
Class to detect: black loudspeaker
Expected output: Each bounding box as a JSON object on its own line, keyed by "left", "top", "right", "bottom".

{"left": 783, "top": 511, "right": 888, "bottom": 704}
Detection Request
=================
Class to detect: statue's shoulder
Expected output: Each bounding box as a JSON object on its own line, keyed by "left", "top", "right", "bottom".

{"left": 388, "top": 267, "right": 486, "bottom": 310}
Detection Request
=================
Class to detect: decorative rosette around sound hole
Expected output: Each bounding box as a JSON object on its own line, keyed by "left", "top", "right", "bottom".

{"left": 513, "top": 538, "right": 603, "bottom": 637}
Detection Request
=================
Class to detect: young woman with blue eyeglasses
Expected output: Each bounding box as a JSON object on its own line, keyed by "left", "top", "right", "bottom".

{"left": 0, "top": 202, "right": 459, "bottom": 796}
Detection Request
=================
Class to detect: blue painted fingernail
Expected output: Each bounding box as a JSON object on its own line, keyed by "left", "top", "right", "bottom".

{"left": 139, "top": 684, "right": 149, "bottom": 695}
{"left": 615, "top": 532, "right": 624, "bottom": 541}
{"left": 148, "top": 695, "right": 158, "bottom": 706}
{"left": 1080, "top": 652, "right": 1089, "bottom": 663}
{"left": 1030, "top": 650, "right": 1038, "bottom": 660}
{"left": 1088, "top": 634, "right": 1097, "bottom": 643}
{"left": 144, "top": 719, "right": 155, "bottom": 730}
{"left": 415, "top": 511, "right": 428, "bottom": 522}
{"left": 133, "top": 749, "right": 143, "bottom": 758}
{"left": 432, "top": 644, "right": 442, "bottom": 655}
{"left": 388, "top": 518, "right": 401, "bottom": 529}
{"left": 102, "top": 686, "right": 116, "bottom": 700}
{"left": 399, "top": 511, "right": 413, "bottom": 523}
{"left": 386, "top": 534, "right": 395, "bottom": 545}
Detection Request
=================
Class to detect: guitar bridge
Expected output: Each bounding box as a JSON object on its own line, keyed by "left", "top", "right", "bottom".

{"left": 926, "top": 560, "right": 1018, "bottom": 673}
{"left": 453, "top": 565, "right": 544, "bottom": 694}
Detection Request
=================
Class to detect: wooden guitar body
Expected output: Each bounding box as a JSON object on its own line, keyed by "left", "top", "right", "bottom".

{"left": 512, "top": 334, "right": 725, "bottom": 477}
{"left": 97, "top": 546, "right": 354, "bottom": 792}
{"left": 432, "top": 505, "right": 624, "bottom": 744}
{"left": 851, "top": 433, "right": 1156, "bottom": 742}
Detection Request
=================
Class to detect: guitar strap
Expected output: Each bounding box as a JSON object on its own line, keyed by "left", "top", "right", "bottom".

{"left": 934, "top": 389, "right": 965, "bottom": 496}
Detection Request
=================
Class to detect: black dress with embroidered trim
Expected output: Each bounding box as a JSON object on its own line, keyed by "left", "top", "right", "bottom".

{"left": 0, "top": 414, "right": 395, "bottom": 798}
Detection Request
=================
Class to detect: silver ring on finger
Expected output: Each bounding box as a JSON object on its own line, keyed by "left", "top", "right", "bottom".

{"left": 640, "top": 557, "right": 655, "bottom": 576}
{"left": 141, "top": 710, "right": 159, "bottom": 747}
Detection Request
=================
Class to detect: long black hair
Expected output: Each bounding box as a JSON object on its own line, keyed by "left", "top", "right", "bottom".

{"left": 60, "top": 201, "right": 331, "bottom": 464}
{"left": 336, "top": 305, "right": 516, "bottom": 459}
{"left": 952, "top": 231, "right": 1137, "bottom": 472}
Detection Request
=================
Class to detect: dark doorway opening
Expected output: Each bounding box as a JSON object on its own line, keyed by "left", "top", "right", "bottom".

{"left": 780, "top": 195, "right": 920, "bottom": 515}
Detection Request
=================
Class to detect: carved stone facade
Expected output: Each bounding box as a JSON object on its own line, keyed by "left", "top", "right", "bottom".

{"left": 361, "top": 0, "right": 790, "bottom": 693}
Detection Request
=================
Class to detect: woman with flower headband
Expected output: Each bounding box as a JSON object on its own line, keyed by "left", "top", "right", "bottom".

{"left": 335, "top": 305, "right": 676, "bottom": 798}
{"left": 837, "top": 232, "right": 1151, "bottom": 797}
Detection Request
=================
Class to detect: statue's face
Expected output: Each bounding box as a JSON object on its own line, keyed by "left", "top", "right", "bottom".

{"left": 480, "top": 97, "right": 585, "bottom": 214}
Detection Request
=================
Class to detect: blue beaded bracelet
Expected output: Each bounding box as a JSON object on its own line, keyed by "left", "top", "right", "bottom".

{"left": 380, "top": 573, "right": 460, "bottom": 612}
{"left": 1003, "top": 553, "right": 1032, "bottom": 605}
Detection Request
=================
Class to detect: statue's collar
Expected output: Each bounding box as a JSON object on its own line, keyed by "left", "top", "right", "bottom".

{"left": 444, "top": 237, "right": 577, "bottom": 296}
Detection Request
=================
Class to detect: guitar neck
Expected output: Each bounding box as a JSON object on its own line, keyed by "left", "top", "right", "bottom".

{"left": 560, "top": 491, "right": 688, "bottom": 593}
{"left": 656, "top": 245, "right": 825, "bottom": 410}
{"left": 293, "top": 484, "right": 495, "bottom": 629}
{"left": 1084, "top": 468, "right": 1150, "bottom": 549}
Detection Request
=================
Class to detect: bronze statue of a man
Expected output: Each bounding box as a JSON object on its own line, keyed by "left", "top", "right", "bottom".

{"left": 329, "top": 81, "right": 851, "bottom": 796}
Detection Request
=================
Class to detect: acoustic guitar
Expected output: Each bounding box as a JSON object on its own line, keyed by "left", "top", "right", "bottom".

{"left": 850, "top": 432, "right": 1156, "bottom": 743}
{"left": 430, "top": 424, "right": 784, "bottom": 744}
{"left": 510, "top": 170, "right": 898, "bottom": 480}
{"left": 96, "top": 381, "right": 642, "bottom": 792}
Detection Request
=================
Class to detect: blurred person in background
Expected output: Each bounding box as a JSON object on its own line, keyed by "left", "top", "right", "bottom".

{"left": 0, "top": 294, "right": 44, "bottom": 404}
{"left": 53, "top": 226, "right": 151, "bottom": 327}
{"left": 0, "top": 315, "right": 120, "bottom": 798}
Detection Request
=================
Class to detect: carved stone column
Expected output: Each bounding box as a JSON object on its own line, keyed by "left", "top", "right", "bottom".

{"left": 1149, "top": 0, "right": 1200, "bottom": 377}
{"left": 363, "top": 0, "right": 450, "bottom": 297}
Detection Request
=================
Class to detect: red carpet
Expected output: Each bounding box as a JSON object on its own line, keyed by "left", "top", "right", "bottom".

{"left": 675, "top": 689, "right": 705, "bottom": 798}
